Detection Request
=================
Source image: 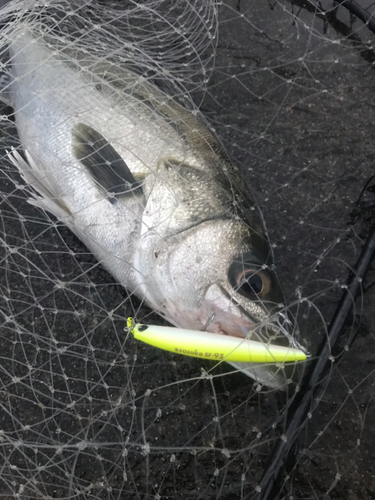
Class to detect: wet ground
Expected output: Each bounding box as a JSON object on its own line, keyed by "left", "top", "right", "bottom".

{"left": 209, "top": 1, "right": 375, "bottom": 497}
{"left": 1, "top": 0, "right": 375, "bottom": 498}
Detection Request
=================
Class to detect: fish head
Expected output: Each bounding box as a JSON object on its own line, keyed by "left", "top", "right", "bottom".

{"left": 141, "top": 216, "right": 302, "bottom": 388}
{"left": 197, "top": 219, "right": 298, "bottom": 345}
{"left": 202, "top": 256, "right": 291, "bottom": 341}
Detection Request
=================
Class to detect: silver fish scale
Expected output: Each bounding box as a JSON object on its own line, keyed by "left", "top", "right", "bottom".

{"left": 142, "top": 161, "right": 234, "bottom": 238}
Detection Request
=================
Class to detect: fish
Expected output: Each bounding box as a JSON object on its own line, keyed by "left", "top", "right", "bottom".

{"left": 1, "top": 24, "right": 303, "bottom": 389}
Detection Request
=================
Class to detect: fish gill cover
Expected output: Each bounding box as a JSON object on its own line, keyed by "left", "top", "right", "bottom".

{"left": 0, "top": 0, "right": 375, "bottom": 499}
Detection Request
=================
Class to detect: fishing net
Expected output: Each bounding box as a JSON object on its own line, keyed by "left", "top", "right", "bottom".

{"left": 0, "top": 0, "right": 375, "bottom": 498}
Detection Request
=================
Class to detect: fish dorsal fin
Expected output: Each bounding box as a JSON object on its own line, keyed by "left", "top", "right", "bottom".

{"left": 7, "top": 148, "right": 72, "bottom": 220}
{"left": 72, "top": 123, "right": 142, "bottom": 199}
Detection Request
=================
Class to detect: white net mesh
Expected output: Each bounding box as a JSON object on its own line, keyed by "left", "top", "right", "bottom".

{"left": 0, "top": 0, "right": 375, "bottom": 498}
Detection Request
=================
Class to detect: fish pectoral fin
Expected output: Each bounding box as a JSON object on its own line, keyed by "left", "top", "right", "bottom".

{"left": 0, "top": 71, "right": 12, "bottom": 106}
{"left": 7, "top": 148, "right": 72, "bottom": 220}
{"left": 72, "top": 123, "right": 143, "bottom": 200}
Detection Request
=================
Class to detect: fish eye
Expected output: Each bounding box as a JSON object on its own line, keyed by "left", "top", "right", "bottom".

{"left": 235, "top": 268, "right": 271, "bottom": 299}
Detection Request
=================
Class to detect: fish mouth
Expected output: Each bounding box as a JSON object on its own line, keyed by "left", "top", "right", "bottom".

{"left": 203, "top": 316, "right": 253, "bottom": 339}
{"left": 202, "top": 304, "right": 304, "bottom": 390}
{"left": 204, "top": 313, "right": 296, "bottom": 345}
{"left": 201, "top": 289, "right": 304, "bottom": 389}
{"left": 202, "top": 284, "right": 300, "bottom": 348}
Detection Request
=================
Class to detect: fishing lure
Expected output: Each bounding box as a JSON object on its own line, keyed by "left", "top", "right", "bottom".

{"left": 127, "top": 318, "right": 307, "bottom": 364}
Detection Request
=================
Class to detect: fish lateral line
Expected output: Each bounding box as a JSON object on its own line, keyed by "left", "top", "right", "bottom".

{"left": 126, "top": 318, "right": 308, "bottom": 364}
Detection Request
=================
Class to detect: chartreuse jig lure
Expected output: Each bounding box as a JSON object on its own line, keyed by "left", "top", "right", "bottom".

{"left": 126, "top": 318, "right": 307, "bottom": 363}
